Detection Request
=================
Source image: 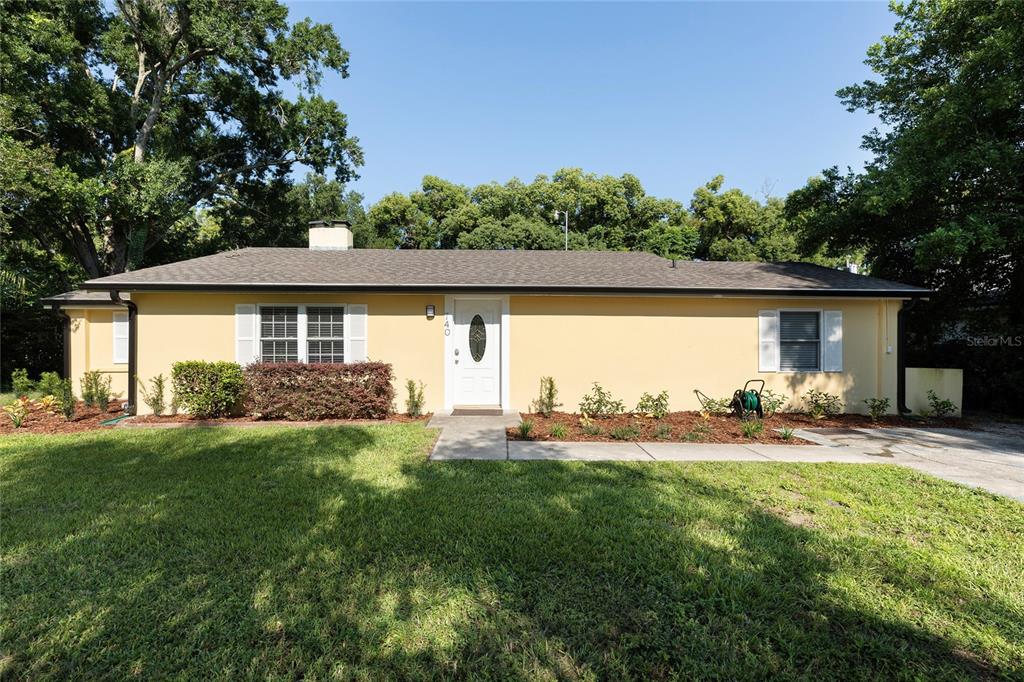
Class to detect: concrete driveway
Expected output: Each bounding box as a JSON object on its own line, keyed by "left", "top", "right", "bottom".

{"left": 427, "top": 415, "right": 1024, "bottom": 502}
{"left": 800, "top": 422, "right": 1024, "bottom": 501}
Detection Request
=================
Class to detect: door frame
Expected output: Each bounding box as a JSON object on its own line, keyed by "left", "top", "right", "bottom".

{"left": 444, "top": 294, "right": 511, "bottom": 413}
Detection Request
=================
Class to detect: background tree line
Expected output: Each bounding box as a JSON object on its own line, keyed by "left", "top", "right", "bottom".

{"left": 3, "top": 0, "right": 1022, "bottom": 413}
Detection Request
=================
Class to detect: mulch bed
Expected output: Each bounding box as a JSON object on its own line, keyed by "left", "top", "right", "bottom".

{"left": 507, "top": 411, "right": 965, "bottom": 444}
{"left": 126, "top": 413, "right": 432, "bottom": 429}
{"left": 0, "top": 402, "right": 126, "bottom": 435}
{"left": 1, "top": 404, "right": 431, "bottom": 435}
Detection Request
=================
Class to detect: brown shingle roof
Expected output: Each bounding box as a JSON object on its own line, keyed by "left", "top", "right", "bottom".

{"left": 76, "top": 248, "right": 929, "bottom": 296}
{"left": 40, "top": 290, "right": 125, "bottom": 306}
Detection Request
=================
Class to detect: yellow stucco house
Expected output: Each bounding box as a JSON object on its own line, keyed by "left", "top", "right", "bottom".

{"left": 44, "top": 221, "right": 930, "bottom": 416}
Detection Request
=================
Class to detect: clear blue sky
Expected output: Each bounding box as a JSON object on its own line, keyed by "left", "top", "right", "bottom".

{"left": 286, "top": 1, "right": 894, "bottom": 204}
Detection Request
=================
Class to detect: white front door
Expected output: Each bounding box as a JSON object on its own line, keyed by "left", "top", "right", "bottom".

{"left": 453, "top": 299, "right": 501, "bottom": 406}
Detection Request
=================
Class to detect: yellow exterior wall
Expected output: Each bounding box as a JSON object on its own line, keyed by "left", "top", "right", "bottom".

{"left": 65, "top": 308, "right": 130, "bottom": 402}
{"left": 906, "top": 367, "right": 963, "bottom": 417}
{"left": 509, "top": 295, "right": 901, "bottom": 415}
{"left": 131, "top": 292, "right": 445, "bottom": 415}
{"left": 65, "top": 292, "right": 904, "bottom": 416}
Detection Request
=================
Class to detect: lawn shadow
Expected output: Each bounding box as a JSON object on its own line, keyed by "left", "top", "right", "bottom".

{"left": 1, "top": 426, "right": 1019, "bottom": 679}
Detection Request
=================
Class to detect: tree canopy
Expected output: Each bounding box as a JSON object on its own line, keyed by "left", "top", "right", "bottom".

{"left": 785, "top": 0, "right": 1023, "bottom": 308}
{"left": 1, "top": 0, "right": 362, "bottom": 279}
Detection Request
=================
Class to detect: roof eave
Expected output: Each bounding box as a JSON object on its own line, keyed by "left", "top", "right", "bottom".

{"left": 80, "top": 281, "right": 932, "bottom": 298}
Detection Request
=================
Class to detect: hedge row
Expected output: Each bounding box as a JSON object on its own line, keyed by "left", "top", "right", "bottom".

{"left": 170, "top": 360, "right": 396, "bottom": 420}
{"left": 244, "top": 362, "right": 395, "bottom": 420}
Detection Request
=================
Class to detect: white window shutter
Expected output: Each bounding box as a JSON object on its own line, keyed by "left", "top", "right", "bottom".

{"left": 235, "top": 304, "right": 258, "bottom": 364}
{"left": 758, "top": 310, "right": 779, "bottom": 372}
{"left": 822, "top": 310, "right": 843, "bottom": 372}
{"left": 112, "top": 311, "right": 129, "bottom": 364}
{"left": 346, "top": 304, "right": 367, "bottom": 362}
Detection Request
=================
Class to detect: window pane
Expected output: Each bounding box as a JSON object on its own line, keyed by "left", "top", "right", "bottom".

{"left": 469, "top": 314, "right": 486, "bottom": 362}
{"left": 261, "top": 339, "right": 298, "bottom": 363}
{"left": 780, "top": 311, "right": 820, "bottom": 341}
{"left": 780, "top": 341, "right": 819, "bottom": 371}
{"left": 260, "top": 306, "right": 298, "bottom": 339}
{"left": 307, "top": 340, "right": 344, "bottom": 364}
{"left": 307, "top": 306, "right": 344, "bottom": 339}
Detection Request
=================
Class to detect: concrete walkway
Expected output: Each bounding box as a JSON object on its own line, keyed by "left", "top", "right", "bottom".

{"left": 427, "top": 415, "right": 1024, "bottom": 502}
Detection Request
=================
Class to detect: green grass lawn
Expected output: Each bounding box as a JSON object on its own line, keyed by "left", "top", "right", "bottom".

{"left": 2, "top": 425, "right": 1022, "bottom": 680}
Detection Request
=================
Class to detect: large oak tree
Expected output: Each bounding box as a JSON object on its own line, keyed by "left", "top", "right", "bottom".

{"left": 1, "top": 0, "right": 362, "bottom": 278}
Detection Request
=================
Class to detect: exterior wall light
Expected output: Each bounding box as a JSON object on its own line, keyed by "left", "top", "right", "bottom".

{"left": 426, "top": 304, "right": 435, "bottom": 319}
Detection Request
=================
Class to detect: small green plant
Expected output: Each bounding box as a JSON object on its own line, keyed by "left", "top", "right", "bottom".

{"left": 139, "top": 374, "right": 168, "bottom": 416}
{"left": 578, "top": 382, "right": 625, "bottom": 417}
{"left": 581, "top": 423, "right": 603, "bottom": 436}
{"left": 863, "top": 397, "right": 891, "bottom": 421}
{"left": 741, "top": 419, "right": 764, "bottom": 439}
{"left": 780, "top": 427, "right": 795, "bottom": 441}
{"left": 653, "top": 423, "right": 672, "bottom": 440}
{"left": 699, "top": 396, "right": 732, "bottom": 416}
{"left": 532, "top": 376, "right": 561, "bottom": 417}
{"left": 11, "top": 368, "right": 33, "bottom": 396}
{"left": 609, "top": 424, "right": 640, "bottom": 441}
{"left": 94, "top": 374, "right": 112, "bottom": 411}
{"left": 517, "top": 419, "right": 534, "bottom": 439}
{"left": 405, "top": 379, "right": 426, "bottom": 417}
{"left": 760, "top": 388, "right": 787, "bottom": 418}
{"left": 635, "top": 390, "right": 670, "bottom": 419}
{"left": 803, "top": 389, "right": 843, "bottom": 419}
{"left": 56, "top": 378, "right": 76, "bottom": 421}
{"left": 549, "top": 423, "right": 567, "bottom": 439}
{"left": 80, "top": 371, "right": 99, "bottom": 407}
{"left": 3, "top": 397, "right": 30, "bottom": 427}
{"left": 684, "top": 424, "right": 711, "bottom": 442}
{"left": 926, "top": 390, "right": 957, "bottom": 418}
{"left": 35, "top": 395, "right": 58, "bottom": 413}
{"left": 36, "top": 372, "right": 62, "bottom": 397}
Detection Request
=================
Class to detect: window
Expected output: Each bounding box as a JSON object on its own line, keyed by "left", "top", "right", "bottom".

{"left": 468, "top": 314, "right": 486, "bottom": 362}
{"left": 260, "top": 306, "right": 298, "bottom": 362}
{"left": 307, "top": 306, "right": 345, "bottom": 363}
{"left": 112, "top": 311, "right": 129, "bottom": 364}
{"left": 779, "top": 311, "right": 820, "bottom": 371}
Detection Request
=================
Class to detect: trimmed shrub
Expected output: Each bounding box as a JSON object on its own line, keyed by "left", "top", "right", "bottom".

{"left": 172, "top": 361, "right": 245, "bottom": 418}
{"left": 244, "top": 362, "right": 394, "bottom": 421}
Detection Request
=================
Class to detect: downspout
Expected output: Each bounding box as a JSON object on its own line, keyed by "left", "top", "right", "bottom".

{"left": 896, "top": 298, "right": 918, "bottom": 415}
{"left": 110, "top": 291, "right": 138, "bottom": 414}
{"left": 51, "top": 305, "right": 71, "bottom": 379}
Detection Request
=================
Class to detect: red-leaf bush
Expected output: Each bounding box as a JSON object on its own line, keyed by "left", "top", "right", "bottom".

{"left": 243, "top": 362, "right": 395, "bottom": 420}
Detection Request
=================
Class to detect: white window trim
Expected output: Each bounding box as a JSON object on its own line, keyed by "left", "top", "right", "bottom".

{"left": 776, "top": 308, "right": 824, "bottom": 374}
{"left": 257, "top": 304, "right": 348, "bottom": 364}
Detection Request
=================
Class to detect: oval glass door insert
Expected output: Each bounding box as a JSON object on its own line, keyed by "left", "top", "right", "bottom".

{"left": 468, "top": 314, "right": 486, "bottom": 362}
